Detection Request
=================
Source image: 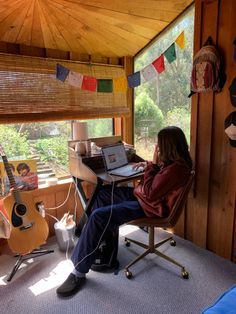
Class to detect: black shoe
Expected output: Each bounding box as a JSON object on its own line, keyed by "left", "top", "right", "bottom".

{"left": 56, "top": 273, "right": 86, "bottom": 297}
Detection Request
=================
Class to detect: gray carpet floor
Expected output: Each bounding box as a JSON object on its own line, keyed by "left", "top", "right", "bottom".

{"left": 1, "top": 226, "right": 236, "bottom": 314}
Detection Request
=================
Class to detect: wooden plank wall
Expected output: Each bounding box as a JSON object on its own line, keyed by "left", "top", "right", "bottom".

{"left": 122, "top": 56, "right": 134, "bottom": 145}
{"left": 31, "top": 182, "right": 83, "bottom": 237}
{"left": 185, "top": 0, "right": 236, "bottom": 262}
{"left": 0, "top": 182, "right": 85, "bottom": 253}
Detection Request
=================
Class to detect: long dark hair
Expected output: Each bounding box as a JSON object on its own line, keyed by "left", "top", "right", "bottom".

{"left": 157, "top": 126, "right": 192, "bottom": 169}
{"left": 17, "top": 162, "right": 30, "bottom": 174}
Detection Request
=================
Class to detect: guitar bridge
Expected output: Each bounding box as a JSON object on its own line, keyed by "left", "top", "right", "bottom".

{"left": 20, "top": 222, "right": 34, "bottom": 230}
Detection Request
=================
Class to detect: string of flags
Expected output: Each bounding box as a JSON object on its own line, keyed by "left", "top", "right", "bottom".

{"left": 56, "top": 31, "right": 186, "bottom": 93}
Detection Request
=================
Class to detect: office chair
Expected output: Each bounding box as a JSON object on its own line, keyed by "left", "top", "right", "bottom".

{"left": 124, "top": 170, "right": 195, "bottom": 279}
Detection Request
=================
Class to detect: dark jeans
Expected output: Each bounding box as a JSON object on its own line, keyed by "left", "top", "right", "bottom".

{"left": 71, "top": 185, "right": 146, "bottom": 273}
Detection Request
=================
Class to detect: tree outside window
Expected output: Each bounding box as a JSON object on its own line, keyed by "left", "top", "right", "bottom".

{"left": 0, "top": 119, "right": 113, "bottom": 187}
{"left": 134, "top": 6, "right": 194, "bottom": 160}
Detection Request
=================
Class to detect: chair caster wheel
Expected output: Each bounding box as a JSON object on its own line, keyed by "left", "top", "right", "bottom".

{"left": 125, "top": 239, "right": 131, "bottom": 247}
{"left": 181, "top": 269, "right": 189, "bottom": 279}
{"left": 170, "top": 239, "right": 176, "bottom": 246}
{"left": 125, "top": 269, "right": 132, "bottom": 279}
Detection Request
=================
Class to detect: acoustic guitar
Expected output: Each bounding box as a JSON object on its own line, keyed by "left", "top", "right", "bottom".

{"left": 0, "top": 145, "right": 49, "bottom": 255}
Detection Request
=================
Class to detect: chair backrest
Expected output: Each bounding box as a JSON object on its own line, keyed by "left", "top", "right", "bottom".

{"left": 126, "top": 170, "right": 195, "bottom": 228}
{"left": 167, "top": 170, "right": 195, "bottom": 227}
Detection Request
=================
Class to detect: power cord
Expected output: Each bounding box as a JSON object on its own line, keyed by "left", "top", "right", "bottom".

{"left": 40, "top": 150, "right": 117, "bottom": 268}
{"left": 40, "top": 179, "right": 78, "bottom": 260}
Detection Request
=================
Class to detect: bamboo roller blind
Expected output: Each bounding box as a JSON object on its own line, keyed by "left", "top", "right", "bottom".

{"left": 0, "top": 53, "right": 129, "bottom": 123}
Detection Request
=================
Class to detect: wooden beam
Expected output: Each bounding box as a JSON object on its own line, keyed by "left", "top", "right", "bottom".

{"left": 122, "top": 56, "right": 134, "bottom": 144}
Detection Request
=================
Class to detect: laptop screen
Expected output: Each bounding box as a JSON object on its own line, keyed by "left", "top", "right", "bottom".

{"left": 101, "top": 143, "right": 128, "bottom": 171}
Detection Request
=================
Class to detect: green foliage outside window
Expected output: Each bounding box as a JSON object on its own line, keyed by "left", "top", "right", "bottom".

{"left": 34, "top": 137, "right": 69, "bottom": 166}
{"left": 135, "top": 91, "right": 163, "bottom": 139}
{"left": 0, "top": 125, "right": 29, "bottom": 158}
{"left": 0, "top": 119, "right": 113, "bottom": 179}
{"left": 134, "top": 6, "right": 194, "bottom": 160}
{"left": 87, "top": 119, "right": 113, "bottom": 138}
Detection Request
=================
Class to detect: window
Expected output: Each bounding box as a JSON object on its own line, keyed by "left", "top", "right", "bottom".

{"left": 0, "top": 119, "right": 113, "bottom": 186}
{"left": 134, "top": 6, "right": 194, "bottom": 160}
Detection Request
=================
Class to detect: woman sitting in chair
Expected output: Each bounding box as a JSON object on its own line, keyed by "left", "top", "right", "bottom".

{"left": 56, "top": 126, "right": 193, "bottom": 298}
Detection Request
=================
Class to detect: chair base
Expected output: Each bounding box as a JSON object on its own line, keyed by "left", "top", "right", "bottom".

{"left": 124, "top": 227, "right": 189, "bottom": 279}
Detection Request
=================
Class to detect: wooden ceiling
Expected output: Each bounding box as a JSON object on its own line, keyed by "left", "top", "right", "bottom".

{"left": 0, "top": 0, "right": 193, "bottom": 58}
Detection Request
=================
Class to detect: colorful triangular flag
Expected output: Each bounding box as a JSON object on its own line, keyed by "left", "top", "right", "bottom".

{"left": 175, "top": 31, "right": 185, "bottom": 49}
{"left": 164, "top": 43, "right": 176, "bottom": 63}
{"left": 127, "top": 72, "right": 141, "bottom": 88}
{"left": 141, "top": 64, "right": 157, "bottom": 82}
{"left": 152, "top": 54, "right": 165, "bottom": 74}
{"left": 97, "top": 79, "right": 113, "bottom": 93}
{"left": 56, "top": 64, "right": 70, "bottom": 82}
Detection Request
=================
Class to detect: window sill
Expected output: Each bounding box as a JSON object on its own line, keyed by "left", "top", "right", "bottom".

{"left": 38, "top": 177, "right": 73, "bottom": 190}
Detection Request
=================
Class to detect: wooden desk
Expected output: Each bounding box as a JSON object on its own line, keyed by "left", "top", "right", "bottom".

{"left": 68, "top": 136, "right": 144, "bottom": 234}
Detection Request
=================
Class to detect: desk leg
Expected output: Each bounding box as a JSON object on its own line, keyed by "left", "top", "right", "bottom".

{"left": 85, "top": 177, "right": 103, "bottom": 216}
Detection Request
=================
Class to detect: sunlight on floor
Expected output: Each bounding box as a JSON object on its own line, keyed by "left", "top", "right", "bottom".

{"left": 28, "top": 259, "right": 73, "bottom": 296}
{"left": 0, "top": 256, "right": 31, "bottom": 285}
{"left": 0, "top": 275, "right": 8, "bottom": 286}
{"left": 119, "top": 225, "right": 139, "bottom": 236}
{"left": 0, "top": 225, "right": 141, "bottom": 295}
{"left": 28, "top": 226, "right": 140, "bottom": 296}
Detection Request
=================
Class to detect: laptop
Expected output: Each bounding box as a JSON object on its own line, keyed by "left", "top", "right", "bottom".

{"left": 101, "top": 143, "right": 144, "bottom": 177}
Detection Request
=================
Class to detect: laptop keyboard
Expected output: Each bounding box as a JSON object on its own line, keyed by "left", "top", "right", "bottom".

{"left": 109, "top": 164, "right": 144, "bottom": 177}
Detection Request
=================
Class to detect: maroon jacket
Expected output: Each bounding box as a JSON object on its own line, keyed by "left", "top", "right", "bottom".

{"left": 134, "top": 160, "right": 191, "bottom": 218}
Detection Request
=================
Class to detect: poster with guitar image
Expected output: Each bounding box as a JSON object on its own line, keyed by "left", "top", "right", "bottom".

{"left": 0, "top": 145, "right": 49, "bottom": 255}
{"left": 0, "top": 159, "right": 38, "bottom": 197}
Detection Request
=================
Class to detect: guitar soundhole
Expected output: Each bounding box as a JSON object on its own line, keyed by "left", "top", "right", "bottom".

{"left": 11, "top": 203, "right": 27, "bottom": 227}
{"left": 15, "top": 204, "right": 27, "bottom": 216}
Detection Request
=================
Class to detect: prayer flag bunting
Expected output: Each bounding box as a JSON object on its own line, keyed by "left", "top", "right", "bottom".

{"left": 97, "top": 79, "right": 113, "bottom": 93}
{"left": 113, "top": 77, "right": 128, "bottom": 92}
{"left": 67, "top": 71, "right": 83, "bottom": 88}
{"left": 152, "top": 54, "right": 165, "bottom": 74}
{"left": 56, "top": 64, "right": 69, "bottom": 82}
{"left": 54, "top": 31, "right": 185, "bottom": 91}
{"left": 127, "top": 71, "right": 141, "bottom": 88}
{"left": 81, "top": 75, "right": 97, "bottom": 92}
{"left": 164, "top": 43, "right": 176, "bottom": 63}
{"left": 141, "top": 64, "right": 157, "bottom": 82}
{"left": 175, "top": 31, "right": 185, "bottom": 49}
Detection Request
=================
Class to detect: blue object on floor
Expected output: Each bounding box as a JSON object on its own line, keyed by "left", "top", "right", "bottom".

{"left": 202, "top": 284, "right": 236, "bottom": 313}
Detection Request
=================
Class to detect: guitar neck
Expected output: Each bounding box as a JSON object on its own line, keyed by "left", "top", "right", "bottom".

{"left": 0, "top": 145, "right": 23, "bottom": 203}
{"left": 2, "top": 155, "right": 17, "bottom": 189}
